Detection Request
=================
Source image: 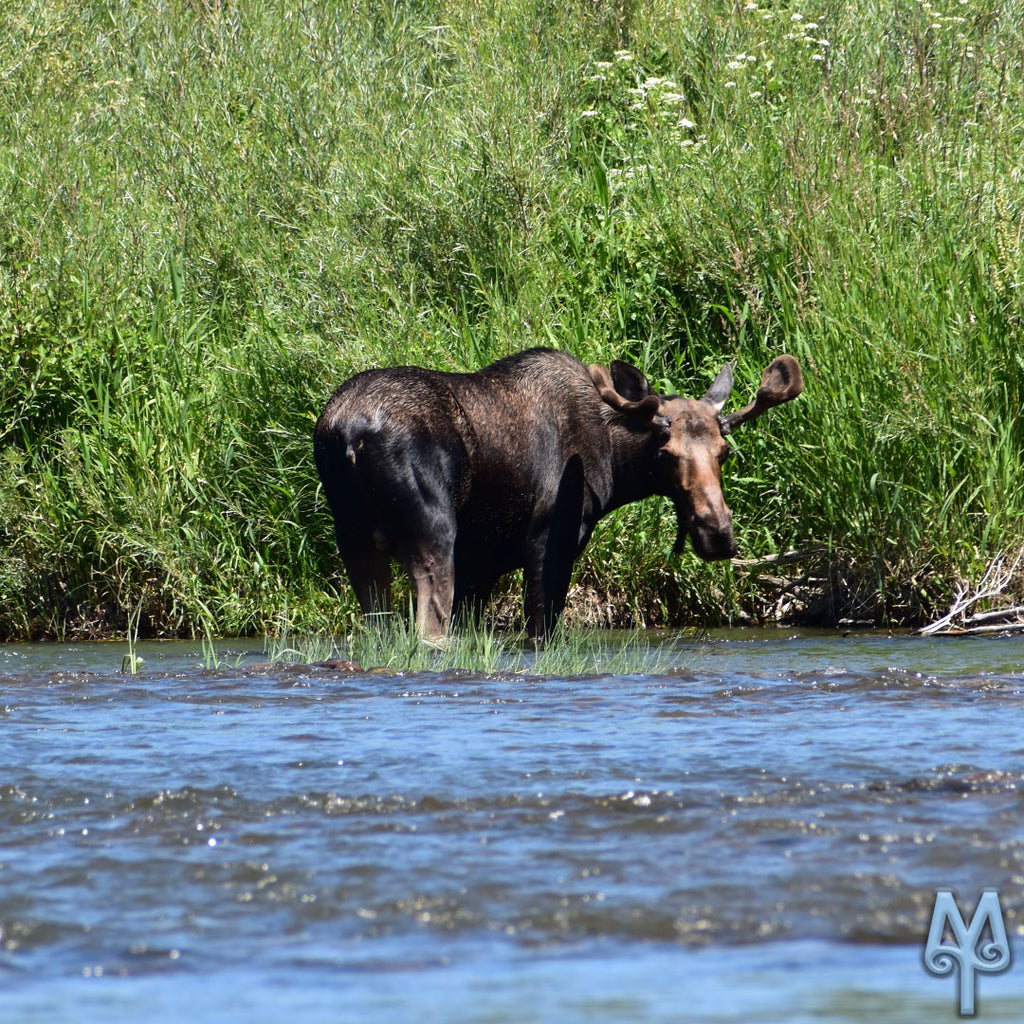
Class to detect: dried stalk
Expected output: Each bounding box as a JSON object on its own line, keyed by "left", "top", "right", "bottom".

{"left": 918, "top": 551, "right": 1024, "bottom": 636}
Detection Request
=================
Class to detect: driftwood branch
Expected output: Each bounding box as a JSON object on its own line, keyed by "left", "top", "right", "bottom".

{"left": 964, "top": 605, "right": 1024, "bottom": 627}
{"left": 918, "top": 551, "right": 1024, "bottom": 636}
{"left": 934, "top": 621, "right": 1024, "bottom": 636}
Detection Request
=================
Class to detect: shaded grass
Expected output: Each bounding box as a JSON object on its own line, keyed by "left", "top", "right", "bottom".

{"left": 1, "top": 0, "right": 1022, "bottom": 638}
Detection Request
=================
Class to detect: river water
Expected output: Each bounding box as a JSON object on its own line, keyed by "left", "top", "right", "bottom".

{"left": 2, "top": 630, "right": 1024, "bottom": 1022}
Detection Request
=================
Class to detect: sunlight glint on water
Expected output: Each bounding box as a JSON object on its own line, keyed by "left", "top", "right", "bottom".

{"left": 2, "top": 631, "right": 1024, "bottom": 1022}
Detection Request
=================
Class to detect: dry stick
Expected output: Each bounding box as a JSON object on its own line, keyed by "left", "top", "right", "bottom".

{"left": 918, "top": 550, "right": 1024, "bottom": 636}
{"left": 941, "top": 621, "right": 1024, "bottom": 637}
{"left": 964, "top": 605, "right": 1024, "bottom": 626}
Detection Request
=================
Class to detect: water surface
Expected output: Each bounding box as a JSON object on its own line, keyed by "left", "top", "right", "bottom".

{"left": 2, "top": 631, "right": 1024, "bottom": 1021}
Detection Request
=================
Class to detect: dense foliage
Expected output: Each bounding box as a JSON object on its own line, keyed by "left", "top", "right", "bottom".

{"left": 1, "top": 0, "right": 1022, "bottom": 638}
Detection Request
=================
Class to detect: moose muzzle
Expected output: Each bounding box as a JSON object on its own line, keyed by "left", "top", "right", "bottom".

{"left": 672, "top": 496, "right": 737, "bottom": 561}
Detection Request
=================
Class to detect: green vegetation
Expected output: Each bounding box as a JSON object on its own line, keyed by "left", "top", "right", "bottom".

{"left": 266, "top": 616, "right": 697, "bottom": 677}
{"left": 2, "top": 0, "right": 1022, "bottom": 640}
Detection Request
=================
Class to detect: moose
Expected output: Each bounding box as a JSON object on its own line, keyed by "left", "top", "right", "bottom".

{"left": 313, "top": 347, "right": 802, "bottom": 638}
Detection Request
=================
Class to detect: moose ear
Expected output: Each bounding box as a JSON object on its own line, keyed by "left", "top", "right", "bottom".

{"left": 609, "top": 360, "right": 652, "bottom": 403}
{"left": 701, "top": 363, "right": 734, "bottom": 414}
{"left": 718, "top": 355, "right": 804, "bottom": 435}
{"left": 589, "top": 362, "right": 662, "bottom": 420}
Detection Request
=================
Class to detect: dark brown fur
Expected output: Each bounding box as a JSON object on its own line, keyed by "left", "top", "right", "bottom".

{"left": 313, "top": 347, "right": 802, "bottom": 637}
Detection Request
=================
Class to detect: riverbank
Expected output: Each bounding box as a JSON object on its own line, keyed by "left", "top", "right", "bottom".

{"left": 2, "top": 2, "right": 1022, "bottom": 641}
{"left": 12, "top": 547, "right": 1022, "bottom": 643}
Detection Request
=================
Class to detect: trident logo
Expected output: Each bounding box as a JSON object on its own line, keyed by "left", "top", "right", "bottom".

{"left": 923, "top": 889, "right": 1012, "bottom": 1015}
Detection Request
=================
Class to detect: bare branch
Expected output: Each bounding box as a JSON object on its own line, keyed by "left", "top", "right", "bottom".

{"left": 918, "top": 550, "right": 1024, "bottom": 636}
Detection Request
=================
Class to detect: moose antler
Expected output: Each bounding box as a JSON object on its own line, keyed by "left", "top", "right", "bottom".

{"left": 718, "top": 355, "right": 803, "bottom": 435}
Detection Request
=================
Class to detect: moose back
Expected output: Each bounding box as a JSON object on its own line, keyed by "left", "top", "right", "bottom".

{"left": 313, "top": 347, "right": 802, "bottom": 637}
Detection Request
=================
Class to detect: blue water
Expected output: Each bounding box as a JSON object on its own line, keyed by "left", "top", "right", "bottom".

{"left": 2, "top": 631, "right": 1024, "bottom": 1021}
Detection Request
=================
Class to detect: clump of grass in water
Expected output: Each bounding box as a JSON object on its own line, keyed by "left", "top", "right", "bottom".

{"left": 521, "top": 624, "right": 695, "bottom": 677}
{"left": 120, "top": 603, "right": 144, "bottom": 675}
{"left": 267, "top": 615, "right": 695, "bottom": 677}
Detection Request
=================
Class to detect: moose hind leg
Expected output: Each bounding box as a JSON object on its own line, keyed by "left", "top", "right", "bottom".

{"left": 408, "top": 546, "right": 455, "bottom": 639}
{"left": 340, "top": 540, "right": 393, "bottom": 618}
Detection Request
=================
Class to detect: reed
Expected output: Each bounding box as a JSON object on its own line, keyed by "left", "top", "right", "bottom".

{"left": 1, "top": 0, "right": 1022, "bottom": 638}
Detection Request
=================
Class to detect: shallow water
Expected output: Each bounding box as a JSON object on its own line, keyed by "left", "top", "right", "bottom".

{"left": 2, "top": 630, "right": 1024, "bottom": 1021}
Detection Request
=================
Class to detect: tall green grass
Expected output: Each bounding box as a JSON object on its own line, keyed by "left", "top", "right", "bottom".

{"left": 1, "top": 0, "right": 1022, "bottom": 638}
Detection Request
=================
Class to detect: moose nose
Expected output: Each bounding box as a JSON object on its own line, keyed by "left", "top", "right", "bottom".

{"left": 694, "top": 527, "right": 738, "bottom": 561}
{"left": 689, "top": 506, "right": 736, "bottom": 561}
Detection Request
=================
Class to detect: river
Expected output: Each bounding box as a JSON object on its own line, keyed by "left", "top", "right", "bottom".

{"left": 2, "top": 630, "right": 1023, "bottom": 1021}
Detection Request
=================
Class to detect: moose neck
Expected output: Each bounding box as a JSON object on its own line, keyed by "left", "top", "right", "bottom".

{"left": 604, "top": 416, "right": 662, "bottom": 513}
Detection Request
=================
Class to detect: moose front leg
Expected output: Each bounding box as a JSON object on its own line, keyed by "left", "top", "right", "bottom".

{"left": 522, "top": 533, "right": 577, "bottom": 639}
{"left": 523, "top": 558, "right": 574, "bottom": 639}
{"left": 522, "top": 562, "right": 548, "bottom": 640}
{"left": 523, "top": 464, "right": 586, "bottom": 638}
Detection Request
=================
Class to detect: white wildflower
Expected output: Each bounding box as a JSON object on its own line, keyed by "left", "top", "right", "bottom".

{"left": 677, "top": 117, "right": 696, "bottom": 129}
{"left": 614, "top": 49, "right": 633, "bottom": 61}
{"left": 791, "top": 12, "right": 803, "bottom": 21}
{"left": 725, "top": 81, "right": 737, "bottom": 88}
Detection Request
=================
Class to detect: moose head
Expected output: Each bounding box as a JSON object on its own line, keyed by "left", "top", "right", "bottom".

{"left": 588, "top": 355, "right": 804, "bottom": 562}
